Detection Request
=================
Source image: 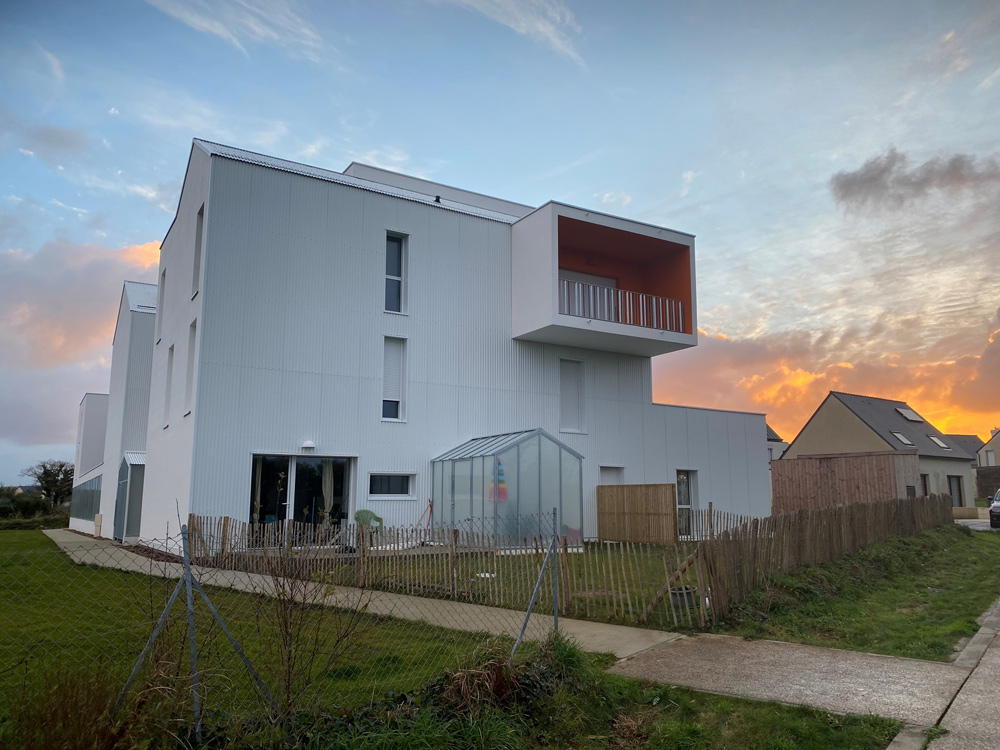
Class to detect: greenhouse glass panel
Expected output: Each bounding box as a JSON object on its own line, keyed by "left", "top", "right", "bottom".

{"left": 561, "top": 447, "right": 583, "bottom": 542}
{"left": 430, "top": 429, "right": 584, "bottom": 541}
{"left": 453, "top": 459, "right": 473, "bottom": 526}
{"left": 496, "top": 446, "right": 519, "bottom": 536}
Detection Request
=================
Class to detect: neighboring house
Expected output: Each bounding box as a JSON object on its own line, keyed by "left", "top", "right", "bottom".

{"left": 978, "top": 429, "right": 999, "bottom": 468}
{"left": 74, "top": 139, "right": 772, "bottom": 542}
{"left": 947, "top": 434, "right": 985, "bottom": 471}
{"left": 766, "top": 424, "right": 788, "bottom": 461}
{"left": 70, "top": 282, "right": 156, "bottom": 540}
{"left": 782, "top": 392, "right": 975, "bottom": 507}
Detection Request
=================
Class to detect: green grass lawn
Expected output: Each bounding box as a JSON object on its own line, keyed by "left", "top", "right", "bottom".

{"left": 0, "top": 530, "right": 489, "bottom": 722}
{"left": 3, "top": 531, "right": 906, "bottom": 749}
{"left": 713, "top": 524, "right": 1000, "bottom": 661}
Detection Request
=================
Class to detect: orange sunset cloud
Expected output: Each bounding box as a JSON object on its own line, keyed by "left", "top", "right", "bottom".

{"left": 653, "top": 323, "right": 1000, "bottom": 444}
{"left": 0, "top": 240, "right": 161, "bottom": 369}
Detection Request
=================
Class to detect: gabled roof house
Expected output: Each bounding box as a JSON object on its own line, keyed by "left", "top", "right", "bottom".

{"left": 978, "top": 430, "right": 999, "bottom": 468}
{"left": 783, "top": 392, "right": 975, "bottom": 507}
{"left": 72, "top": 139, "right": 773, "bottom": 542}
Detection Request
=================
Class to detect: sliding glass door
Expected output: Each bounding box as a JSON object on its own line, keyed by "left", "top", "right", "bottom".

{"left": 250, "top": 455, "right": 351, "bottom": 525}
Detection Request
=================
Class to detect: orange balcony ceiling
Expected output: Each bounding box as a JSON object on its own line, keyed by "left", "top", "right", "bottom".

{"left": 557, "top": 216, "right": 693, "bottom": 334}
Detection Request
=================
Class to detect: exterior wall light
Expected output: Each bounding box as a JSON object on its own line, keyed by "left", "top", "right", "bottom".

{"left": 301, "top": 440, "right": 315, "bottom": 450}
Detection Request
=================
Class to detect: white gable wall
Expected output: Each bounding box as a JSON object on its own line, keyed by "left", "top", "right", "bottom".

{"left": 96, "top": 294, "right": 155, "bottom": 536}
{"left": 140, "top": 146, "right": 209, "bottom": 540}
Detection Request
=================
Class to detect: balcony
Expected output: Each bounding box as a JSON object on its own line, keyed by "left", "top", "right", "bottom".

{"left": 558, "top": 278, "right": 684, "bottom": 333}
{"left": 512, "top": 202, "right": 697, "bottom": 357}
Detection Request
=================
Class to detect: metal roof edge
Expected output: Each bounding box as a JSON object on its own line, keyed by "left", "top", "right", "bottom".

{"left": 194, "top": 139, "right": 521, "bottom": 224}
{"left": 516, "top": 200, "right": 696, "bottom": 239}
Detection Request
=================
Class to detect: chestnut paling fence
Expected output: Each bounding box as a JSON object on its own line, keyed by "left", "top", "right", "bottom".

{"left": 187, "top": 494, "right": 953, "bottom": 630}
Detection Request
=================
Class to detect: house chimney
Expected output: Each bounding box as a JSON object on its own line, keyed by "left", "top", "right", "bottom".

{"left": 992, "top": 428, "right": 999, "bottom": 437}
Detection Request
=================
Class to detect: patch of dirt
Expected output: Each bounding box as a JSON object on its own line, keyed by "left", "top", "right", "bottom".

{"left": 124, "top": 544, "right": 183, "bottom": 564}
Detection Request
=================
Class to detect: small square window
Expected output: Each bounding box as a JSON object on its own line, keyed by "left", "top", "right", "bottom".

{"left": 382, "top": 400, "right": 400, "bottom": 419}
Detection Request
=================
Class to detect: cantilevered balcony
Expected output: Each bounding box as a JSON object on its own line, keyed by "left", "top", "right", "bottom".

{"left": 512, "top": 202, "right": 697, "bottom": 357}
{"left": 558, "top": 278, "right": 684, "bottom": 333}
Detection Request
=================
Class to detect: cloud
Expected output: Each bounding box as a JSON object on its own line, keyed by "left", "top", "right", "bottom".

{"left": 50, "top": 198, "right": 88, "bottom": 216}
{"left": 77, "top": 171, "right": 181, "bottom": 213}
{"left": 144, "top": 0, "right": 323, "bottom": 61}
{"left": 830, "top": 148, "right": 1000, "bottom": 211}
{"left": 680, "top": 170, "right": 696, "bottom": 198}
{"left": 978, "top": 66, "right": 1000, "bottom": 90}
{"left": 1, "top": 107, "right": 88, "bottom": 165}
{"left": 596, "top": 191, "right": 631, "bottom": 208}
{"left": 108, "top": 107, "right": 119, "bottom": 115}
{"left": 0, "top": 239, "right": 160, "bottom": 370}
{"left": 352, "top": 146, "right": 424, "bottom": 176}
{"left": 653, "top": 319, "right": 1000, "bottom": 445}
{"left": 435, "top": 0, "right": 584, "bottom": 66}
{"left": 36, "top": 44, "right": 65, "bottom": 87}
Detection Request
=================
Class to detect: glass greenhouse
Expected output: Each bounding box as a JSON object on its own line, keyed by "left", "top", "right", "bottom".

{"left": 431, "top": 429, "right": 584, "bottom": 541}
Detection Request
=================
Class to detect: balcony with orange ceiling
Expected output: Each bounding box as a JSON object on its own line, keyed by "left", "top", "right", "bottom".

{"left": 511, "top": 202, "right": 697, "bottom": 357}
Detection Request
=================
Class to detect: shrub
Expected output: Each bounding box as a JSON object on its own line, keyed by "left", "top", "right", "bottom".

{"left": 9, "top": 492, "right": 50, "bottom": 519}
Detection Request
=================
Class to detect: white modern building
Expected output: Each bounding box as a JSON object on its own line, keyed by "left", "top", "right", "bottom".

{"left": 72, "top": 139, "right": 772, "bottom": 542}
{"left": 70, "top": 281, "right": 156, "bottom": 537}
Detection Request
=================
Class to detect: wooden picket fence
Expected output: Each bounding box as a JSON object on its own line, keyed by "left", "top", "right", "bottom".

{"left": 186, "top": 494, "right": 952, "bottom": 630}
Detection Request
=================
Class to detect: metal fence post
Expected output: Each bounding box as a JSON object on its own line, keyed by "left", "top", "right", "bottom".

{"left": 180, "top": 525, "right": 202, "bottom": 744}
{"left": 552, "top": 507, "right": 559, "bottom": 632}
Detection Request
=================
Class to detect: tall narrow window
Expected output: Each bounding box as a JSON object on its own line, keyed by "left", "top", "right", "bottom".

{"left": 385, "top": 234, "right": 405, "bottom": 312}
{"left": 185, "top": 320, "right": 197, "bottom": 410}
{"left": 156, "top": 269, "right": 166, "bottom": 339}
{"left": 164, "top": 345, "right": 174, "bottom": 421}
{"left": 192, "top": 204, "right": 204, "bottom": 297}
{"left": 559, "top": 359, "right": 584, "bottom": 432}
{"left": 382, "top": 337, "right": 405, "bottom": 419}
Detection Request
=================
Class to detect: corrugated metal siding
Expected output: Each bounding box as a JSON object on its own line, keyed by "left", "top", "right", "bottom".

{"left": 122, "top": 311, "right": 154, "bottom": 452}
{"left": 140, "top": 155, "right": 774, "bottom": 537}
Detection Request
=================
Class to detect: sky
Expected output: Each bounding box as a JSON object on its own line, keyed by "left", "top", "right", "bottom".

{"left": 1, "top": 0, "right": 999, "bottom": 484}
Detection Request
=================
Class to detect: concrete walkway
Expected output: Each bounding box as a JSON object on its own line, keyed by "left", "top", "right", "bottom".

{"left": 610, "top": 634, "right": 970, "bottom": 725}
{"left": 926, "top": 601, "right": 1000, "bottom": 749}
{"left": 42, "top": 530, "right": 681, "bottom": 659}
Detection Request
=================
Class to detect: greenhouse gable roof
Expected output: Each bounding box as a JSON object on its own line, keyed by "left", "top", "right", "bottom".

{"left": 433, "top": 428, "right": 583, "bottom": 462}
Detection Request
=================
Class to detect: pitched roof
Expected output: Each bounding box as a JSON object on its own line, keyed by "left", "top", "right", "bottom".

{"left": 433, "top": 428, "right": 583, "bottom": 461}
{"left": 830, "top": 392, "right": 973, "bottom": 460}
{"left": 766, "top": 424, "right": 783, "bottom": 442}
{"left": 946, "top": 434, "right": 985, "bottom": 459}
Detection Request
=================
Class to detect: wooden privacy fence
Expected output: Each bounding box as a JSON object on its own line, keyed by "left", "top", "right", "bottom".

{"left": 693, "top": 494, "right": 953, "bottom": 624}
{"left": 186, "top": 495, "right": 952, "bottom": 632}
{"left": 771, "top": 451, "right": 921, "bottom": 513}
{"left": 597, "top": 484, "right": 677, "bottom": 544}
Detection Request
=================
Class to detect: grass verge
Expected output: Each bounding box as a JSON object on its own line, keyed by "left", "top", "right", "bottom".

{"left": 275, "top": 633, "right": 901, "bottom": 750}
{"left": 712, "top": 524, "right": 1000, "bottom": 661}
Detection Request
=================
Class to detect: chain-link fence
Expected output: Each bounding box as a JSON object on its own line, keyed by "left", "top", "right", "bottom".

{"left": 1, "top": 521, "right": 559, "bottom": 744}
